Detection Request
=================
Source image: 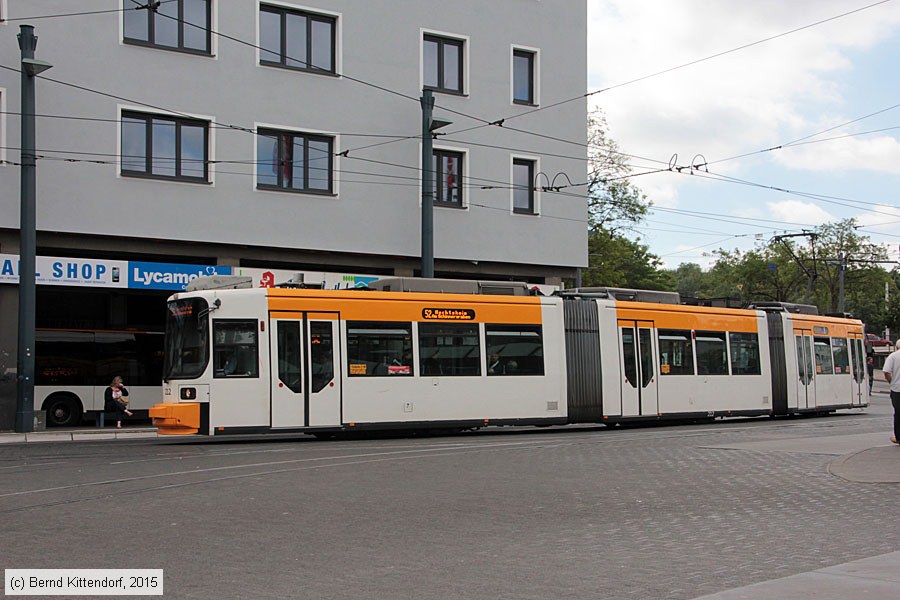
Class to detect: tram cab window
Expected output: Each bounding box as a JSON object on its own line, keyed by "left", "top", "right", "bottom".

{"left": 831, "top": 338, "right": 850, "bottom": 375}
{"left": 485, "top": 324, "right": 544, "bottom": 376}
{"left": 658, "top": 329, "right": 694, "bottom": 375}
{"left": 419, "top": 323, "right": 481, "bottom": 376}
{"left": 696, "top": 331, "right": 727, "bottom": 375}
{"left": 165, "top": 298, "right": 209, "bottom": 380}
{"left": 813, "top": 337, "right": 834, "bottom": 375}
{"left": 213, "top": 320, "right": 259, "bottom": 378}
{"left": 347, "top": 321, "right": 413, "bottom": 377}
{"left": 729, "top": 332, "right": 760, "bottom": 375}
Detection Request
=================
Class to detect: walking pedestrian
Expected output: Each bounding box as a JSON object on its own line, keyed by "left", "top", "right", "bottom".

{"left": 880, "top": 341, "right": 900, "bottom": 445}
{"left": 867, "top": 354, "right": 875, "bottom": 394}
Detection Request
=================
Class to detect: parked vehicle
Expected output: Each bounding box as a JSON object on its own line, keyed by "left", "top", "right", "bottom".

{"left": 866, "top": 333, "right": 891, "bottom": 348}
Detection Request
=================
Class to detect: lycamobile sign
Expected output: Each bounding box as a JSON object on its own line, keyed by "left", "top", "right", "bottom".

{"left": 128, "top": 262, "right": 232, "bottom": 290}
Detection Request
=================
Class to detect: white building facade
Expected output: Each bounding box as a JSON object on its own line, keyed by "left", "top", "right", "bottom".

{"left": 0, "top": 0, "right": 587, "bottom": 428}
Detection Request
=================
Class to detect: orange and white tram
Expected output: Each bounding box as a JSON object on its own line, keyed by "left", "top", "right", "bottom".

{"left": 150, "top": 280, "right": 867, "bottom": 436}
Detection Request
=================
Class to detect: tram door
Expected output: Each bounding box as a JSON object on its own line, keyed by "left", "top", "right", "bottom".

{"left": 269, "top": 312, "right": 341, "bottom": 428}
{"left": 849, "top": 334, "right": 865, "bottom": 406}
{"left": 795, "top": 330, "right": 816, "bottom": 409}
{"left": 618, "top": 320, "right": 658, "bottom": 417}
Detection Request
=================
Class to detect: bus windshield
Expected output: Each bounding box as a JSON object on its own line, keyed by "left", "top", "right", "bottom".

{"left": 164, "top": 298, "right": 209, "bottom": 380}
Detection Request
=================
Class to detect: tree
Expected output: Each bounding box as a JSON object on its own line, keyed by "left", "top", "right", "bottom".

{"left": 583, "top": 232, "right": 673, "bottom": 290}
{"left": 671, "top": 263, "right": 707, "bottom": 298}
{"left": 581, "top": 109, "right": 667, "bottom": 288}
{"left": 806, "top": 220, "right": 887, "bottom": 313}
{"left": 586, "top": 109, "right": 650, "bottom": 234}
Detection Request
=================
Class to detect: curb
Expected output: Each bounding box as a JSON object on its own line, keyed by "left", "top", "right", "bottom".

{"left": 0, "top": 428, "right": 159, "bottom": 444}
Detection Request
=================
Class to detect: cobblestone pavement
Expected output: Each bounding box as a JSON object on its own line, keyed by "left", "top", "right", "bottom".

{"left": 0, "top": 396, "right": 897, "bottom": 599}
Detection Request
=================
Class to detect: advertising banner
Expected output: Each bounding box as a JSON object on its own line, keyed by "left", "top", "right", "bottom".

{"left": 128, "top": 262, "right": 233, "bottom": 291}
{"left": 0, "top": 254, "right": 128, "bottom": 288}
{"left": 233, "top": 267, "right": 380, "bottom": 290}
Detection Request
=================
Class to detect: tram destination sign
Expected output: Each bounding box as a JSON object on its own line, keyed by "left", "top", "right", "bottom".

{"left": 422, "top": 308, "right": 476, "bottom": 321}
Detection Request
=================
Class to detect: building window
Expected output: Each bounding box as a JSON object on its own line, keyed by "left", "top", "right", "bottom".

{"left": 424, "top": 34, "right": 463, "bottom": 94}
{"left": 257, "top": 129, "right": 333, "bottom": 193}
{"left": 512, "top": 158, "right": 535, "bottom": 214}
{"left": 121, "top": 111, "right": 209, "bottom": 182}
{"left": 123, "top": 0, "right": 211, "bottom": 54}
{"left": 432, "top": 149, "right": 463, "bottom": 207}
{"left": 0, "top": 89, "right": 5, "bottom": 166}
{"left": 259, "top": 5, "right": 336, "bottom": 73}
{"left": 513, "top": 49, "right": 535, "bottom": 105}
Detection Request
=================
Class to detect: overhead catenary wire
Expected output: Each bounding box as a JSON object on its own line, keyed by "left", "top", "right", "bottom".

{"left": 7, "top": 4, "right": 898, "bottom": 259}
{"left": 1, "top": 0, "right": 178, "bottom": 22}
{"left": 437, "top": 0, "right": 894, "bottom": 139}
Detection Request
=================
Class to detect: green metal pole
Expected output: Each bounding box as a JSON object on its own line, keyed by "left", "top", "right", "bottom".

{"left": 420, "top": 89, "right": 435, "bottom": 278}
{"left": 15, "top": 25, "right": 38, "bottom": 433}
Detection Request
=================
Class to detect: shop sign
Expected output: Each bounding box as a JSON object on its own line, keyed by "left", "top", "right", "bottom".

{"left": 0, "top": 253, "right": 128, "bottom": 288}
{"left": 233, "top": 267, "right": 380, "bottom": 290}
{"left": 129, "top": 262, "right": 233, "bottom": 290}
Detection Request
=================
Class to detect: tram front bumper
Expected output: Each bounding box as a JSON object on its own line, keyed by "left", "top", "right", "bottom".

{"left": 150, "top": 403, "right": 201, "bottom": 435}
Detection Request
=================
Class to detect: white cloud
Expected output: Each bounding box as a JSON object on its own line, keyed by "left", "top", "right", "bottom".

{"left": 766, "top": 199, "right": 835, "bottom": 224}
{"left": 588, "top": 0, "right": 900, "bottom": 186}
{"left": 774, "top": 135, "right": 900, "bottom": 173}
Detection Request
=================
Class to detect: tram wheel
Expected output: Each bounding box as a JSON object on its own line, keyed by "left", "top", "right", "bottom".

{"left": 43, "top": 394, "right": 82, "bottom": 427}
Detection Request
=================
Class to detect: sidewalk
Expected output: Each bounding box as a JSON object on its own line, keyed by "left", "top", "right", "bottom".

{"left": 0, "top": 424, "right": 159, "bottom": 444}
{"left": 694, "top": 551, "right": 900, "bottom": 599}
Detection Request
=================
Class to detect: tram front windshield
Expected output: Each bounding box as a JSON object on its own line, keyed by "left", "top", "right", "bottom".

{"left": 164, "top": 298, "right": 209, "bottom": 381}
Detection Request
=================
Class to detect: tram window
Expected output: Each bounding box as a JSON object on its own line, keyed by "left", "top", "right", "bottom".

{"left": 831, "top": 338, "right": 850, "bottom": 375}
{"left": 310, "top": 322, "right": 334, "bottom": 392}
{"left": 729, "top": 332, "right": 760, "bottom": 375}
{"left": 696, "top": 331, "right": 728, "bottom": 375}
{"left": 658, "top": 330, "right": 694, "bottom": 375}
{"left": 347, "top": 321, "right": 413, "bottom": 377}
{"left": 813, "top": 337, "right": 834, "bottom": 375}
{"left": 419, "top": 323, "right": 481, "bottom": 376}
{"left": 277, "top": 321, "right": 302, "bottom": 393}
{"left": 485, "top": 324, "right": 544, "bottom": 376}
{"left": 212, "top": 320, "right": 259, "bottom": 378}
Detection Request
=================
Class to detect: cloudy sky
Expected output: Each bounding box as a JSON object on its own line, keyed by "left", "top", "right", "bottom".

{"left": 587, "top": 0, "right": 900, "bottom": 268}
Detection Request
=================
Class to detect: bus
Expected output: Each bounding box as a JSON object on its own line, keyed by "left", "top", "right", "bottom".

{"left": 36, "top": 329, "right": 164, "bottom": 426}
{"left": 149, "top": 279, "right": 868, "bottom": 437}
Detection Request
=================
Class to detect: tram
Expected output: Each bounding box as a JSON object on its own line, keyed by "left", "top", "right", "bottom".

{"left": 149, "top": 278, "right": 867, "bottom": 436}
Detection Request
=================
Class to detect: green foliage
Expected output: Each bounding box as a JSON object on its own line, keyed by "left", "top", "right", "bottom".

{"left": 583, "top": 231, "right": 673, "bottom": 290}
{"left": 664, "top": 219, "right": 893, "bottom": 330}
{"left": 581, "top": 108, "right": 668, "bottom": 289}
{"left": 587, "top": 109, "right": 650, "bottom": 234}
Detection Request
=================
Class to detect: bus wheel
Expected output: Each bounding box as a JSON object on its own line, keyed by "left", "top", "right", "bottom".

{"left": 43, "top": 394, "right": 82, "bottom": 427}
